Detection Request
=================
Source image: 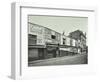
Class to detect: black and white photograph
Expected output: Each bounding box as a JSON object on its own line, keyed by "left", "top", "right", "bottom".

{"left": 10, "top": 2, "right": 97, "bottom": 80}
{"left": 28, "top": 15, "right": 88, "bottom": 66}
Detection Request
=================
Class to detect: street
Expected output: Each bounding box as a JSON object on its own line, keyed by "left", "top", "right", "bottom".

{"left": 28, "top": 54, "right": 88, "bottom": 66}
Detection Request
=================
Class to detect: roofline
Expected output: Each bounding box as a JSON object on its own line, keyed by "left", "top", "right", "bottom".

{"left": 28, "top": 22, "right": 84, "bottom": 40}
{"left": 28, "top": 22, "right": 61, "bottom": 35}
{"left": 69, "top": 30, "right": 86, "bottom": 38}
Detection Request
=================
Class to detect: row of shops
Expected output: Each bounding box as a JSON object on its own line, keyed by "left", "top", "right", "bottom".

{"left": 28, "top": 22, "right": 87, "bottom": 62}
{"left": 28, "top": 44, "right": 80, "bottom": 61}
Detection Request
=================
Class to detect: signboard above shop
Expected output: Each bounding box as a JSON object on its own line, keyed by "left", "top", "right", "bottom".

{"left": 28, "top": 23, "right": 43, "bottom": 35}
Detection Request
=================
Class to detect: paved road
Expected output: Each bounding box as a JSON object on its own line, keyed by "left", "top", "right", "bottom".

{"left": 28, "top": 54, "right": 88, "bottom": 66}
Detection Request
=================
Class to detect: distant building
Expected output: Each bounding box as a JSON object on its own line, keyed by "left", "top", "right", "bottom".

{"left": 68, "top": 30, "right": 87, "bottom": 54}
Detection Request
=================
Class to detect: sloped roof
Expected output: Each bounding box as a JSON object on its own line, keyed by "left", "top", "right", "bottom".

{"left": 68, "top": 30, "right": 86, "bottom": 40}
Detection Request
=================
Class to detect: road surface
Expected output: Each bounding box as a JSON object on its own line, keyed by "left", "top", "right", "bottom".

{"left": 28, "top": 54, "right": 88, "bottom": 66}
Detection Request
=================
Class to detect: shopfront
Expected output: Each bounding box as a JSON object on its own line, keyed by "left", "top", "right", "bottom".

{"left": 46, "top": 43, "right": 60, "bottom": 58}
{"left": 28, "top": 45, "right": 46, "bottom": 61}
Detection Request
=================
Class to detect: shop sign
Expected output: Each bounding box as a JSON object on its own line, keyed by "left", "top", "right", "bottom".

{"left": 29, "top": 24, "right": 43, "bottom": 34}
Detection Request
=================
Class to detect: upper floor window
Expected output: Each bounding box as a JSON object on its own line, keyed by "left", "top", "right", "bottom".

{"left": 63, "top": 38, "right": 66, "bottom": 45}
{"left": 28, "top": 34, "right": 37, "bottom": 45}
{"left": 51, "top": 35, "right": 56, "bottom": 39}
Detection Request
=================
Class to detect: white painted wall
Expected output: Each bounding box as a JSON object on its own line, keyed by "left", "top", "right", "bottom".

{"left": 28, "top": 23, "right": 45, "bottom": 45}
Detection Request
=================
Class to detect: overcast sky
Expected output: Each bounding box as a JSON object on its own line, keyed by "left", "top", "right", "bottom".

{"left": 28, "top": 15, "right": 88, "bottom": 36}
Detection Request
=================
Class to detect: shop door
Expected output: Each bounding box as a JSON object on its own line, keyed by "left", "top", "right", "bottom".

{"left": 38, "top": 49, "right": 44, "bottom": 59}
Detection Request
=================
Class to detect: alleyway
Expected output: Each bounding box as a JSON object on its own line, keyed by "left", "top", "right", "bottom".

{"left": 28, "top": 54, "right": 88, "bottom": 66}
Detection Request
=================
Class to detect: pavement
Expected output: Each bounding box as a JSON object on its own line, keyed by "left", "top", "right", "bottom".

{"left": 28, "top": 54, "right": 88, "bottom": 66}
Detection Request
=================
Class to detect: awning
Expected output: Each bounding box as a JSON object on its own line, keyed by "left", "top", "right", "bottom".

{"left": 60, "top": 45, "right": 78, "bottom": 48}
{"left": 28, "top": 45, "right": 46, "bottom": 48}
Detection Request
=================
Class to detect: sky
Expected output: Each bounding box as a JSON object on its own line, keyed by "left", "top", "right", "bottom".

{"left": 28, "top": 15, "right": 88, "bottom": 36}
